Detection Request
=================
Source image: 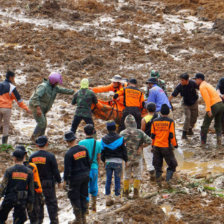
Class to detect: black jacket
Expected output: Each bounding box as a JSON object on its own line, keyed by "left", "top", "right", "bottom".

{"left": 64, "top": 145, "right": 90, "bottom": 184}
{"left": 29, "top": 150, "right": 61, "bottom": 184}
{"left": 101, "top": 132, "right": 128, "bottom": 162}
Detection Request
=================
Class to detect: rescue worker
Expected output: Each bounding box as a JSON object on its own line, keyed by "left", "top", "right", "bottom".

{"left": 194, "top": 73, "right": 224, "bottom": 146}
{"left": 146, "top": 70, "right": 166, "bottom": 97}
{"left": 114, "top": 78, "right": 145, "bottom": 132}
{"left": 0, "top": 149, "right": 34, "bottom": 224}
{"left": 16, "top": 145, "right": 44, "bottom": 224}
{"left": 71, "top": 78, "right": 98, "bottom": 134}
{"left": 141, "top": 103, "right": 159, "bottom": 180}
{"left": 64, "top": 131, "right": 90, "bottom": 224}
{"left": 92, "top": 75, "right": 124, "bottom": 94}
{"left": 78, "top": 124, "right": 101, "bottom": 212}
{"left": 0, "top": 71, "right": 30, "bottom": 144}
{"left": 101, "top": 121, "right": 128, "bottom": 206}
{"left": 169, "top": 73, "right": 199, "bottom": 139}
{"left": 120, "top": 115, "right": 151, "bottom": 199}
{"left": 216, "top": 77, "right": 224, "bottom": 132}
{"left": 151, "top": 104, "right": 178, "bottom": 188}
{"left": 29, "top": 136, "right": 62, "bottom": 224}
{"left": 146, "top": 78, "right": 171, "bottom": 113}
{"left": 29, "top": 72, "right": 74, "bottom": 141}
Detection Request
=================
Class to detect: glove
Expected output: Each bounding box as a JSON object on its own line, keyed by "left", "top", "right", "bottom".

{"left": 39, "top": 193, "right": 45, "bottom": 205}
{"left": 27, "top": 203, "right": 33, "bottom": 213}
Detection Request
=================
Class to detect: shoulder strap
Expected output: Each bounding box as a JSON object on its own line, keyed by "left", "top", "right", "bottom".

{"left": 90, "top": 140, "right": 97, "bottom": 165}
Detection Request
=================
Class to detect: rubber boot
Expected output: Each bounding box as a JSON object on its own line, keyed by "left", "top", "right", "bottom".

{"left": 149, "top": 170, "right": 155, "bottom": 181}
{"left": 91, "top": 196, "right": 96, "bottom": 212}
{"left": 188, "top": 128, "right": 194, "bottom": 135}
{"left": 106, "top": 195, "right": 114, "bottom": 206}
{"left": 217, "top": 134, "right": 222, "bottom": 147}
{"left": 133, "top": 179, "right": 140, "bottom": 199}
{"left": 2, "top": 136, "right": 8, "bottom": 144}
{"left": 182, "top": 131, "right": 187, "bottom": 139}
{"left": 123, "top": 179, "right": 130, "bottom": 198}
{"left": 156, "top": 171, "right": 162, "bottom": 188}
{"left": 200, "top": 132, "right": 207, "bottom": 145}
{"left": 69, "top": 206, "right": 82, "bottom": 224}
{"left": 165, "top": 170, "right": 174, "bottom": 189}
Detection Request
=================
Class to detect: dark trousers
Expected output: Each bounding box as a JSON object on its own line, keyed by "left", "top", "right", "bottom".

{"left": 28, "top": 193, "right": 41, "bottom": 224}
{"left": 201, "top": 102, "right": 224, "bottom": 137}
{"left": 0, "top": 200, "right": 27, "bottom": 224}
{"left": 71, "top": 115, "right": 94, "bottom": 133}
{"left": 119, "top": 107, "right": 141, "bottom": 132}
{"left": 153, "top": 147, "right": 178, "bottom": 173}
{"left": 68, "top": 176, "right": 89, "bottom": 213}
{"left": 39, "top": 186, "right": 58, "bottom": 224}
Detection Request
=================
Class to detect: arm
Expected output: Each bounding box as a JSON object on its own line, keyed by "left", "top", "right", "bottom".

{"left": 170, "top": 84, "right": 181, "bottom": 102}
{"left": 121, "top": 141, "right": 128, "bottom": 162}
{"left": 92, "top": 92, "right": 98, "bottom": 105}
{"left": 140, "top": 92, "right": 145, "bottom": 108}
{"left": 170, "top": 121, "right": 178, "bottom": 148}
{"left": 63, "top": 152, "right": 70, "bottom": 182}
{"left": 51, "top": 154, "right": 62, "bottom": 184}
{"left": 12, "top": 88, "right": 29, "bottom": 112}
{"left": 71, "top": 92, "right": 78, "bottom": 105}
{"left": 27, "top": 171, "right": 35, "bottom": 204}
{"left": 200, "top": 86, "right": 212, "bottom": 112}
{"left": 0, "top": 171, "right": 9, "bottom": 198}
{"left": 92, "top": 84, "right": 114, "bottom": 93}
{"left": 141, "top": 118, "right": 146, "bottom": 132}
{"left": 56, "top": 86, "right": 74, "bottom": 95}
{"left": 30, "top": 84, "right": 46, "bottom": 107}
{"left": 147, "top": 89, "right": 156, "bottom": 104}
{"left": 151, "top": 122, "right": 156, "bottom": 146}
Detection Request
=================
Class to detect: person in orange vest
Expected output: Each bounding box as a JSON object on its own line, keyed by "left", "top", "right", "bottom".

{"left": 114, "top": 79, "right": 145, "bottom": 132}
{"left": 151, "top": 104, "right": 178, "bottom": 188}
{"left": 194, "top": 73, "right": 224, "bottom": 146}
{"left": 16, "top": 145, "right": 44, "bottom": 224}
{"left": 0, "top": 71, "right": 30, "bottom": 144}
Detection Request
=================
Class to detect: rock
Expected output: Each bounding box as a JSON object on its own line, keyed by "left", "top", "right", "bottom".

{"left": 213, "top": 19, "right": 224, "bottom": 35}
{"left": 67, "top": 61, "right": 82, "bottom": 71}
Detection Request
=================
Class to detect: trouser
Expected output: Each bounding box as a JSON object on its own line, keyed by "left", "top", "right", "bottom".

{"left": 105, "top": 162, "right": 122, "bottom": 196}
{"left": 71, "top": 115, "right": 94, "bottom": 133}
{"left": 143, "top": 146, "right": 154, "bottom": 172}
{"left": 0, "top": 200, "right": 27, "bottom": 224}
{"left": 87, "top": 169, "right": 98, "bottom": 202}
{"left": 0, "top": 108, "right": 11, "bottom": 136}
{"left": 153, "top": 147, "right": 178, "bottom": 173}
{"left": 201, "top": 102, "right": 224, "bottom": 138}
{"left": 32, "top": 108, "right": 47, "bottom": 137}
{"left": 39, "top": 184, "right": 58, "bottom": 224}
{"left": 124, "top": 159, "right": 143, "bottom": 180}
{"left": 28, "top": 193, "right": 42, "bottom": 224}
{"left": 68, "top": 176, "right": 89, "bottom": 213}
{"left": 119, "top": 107, "right": 141, "bottom": 132}
{"left": 183, "top": 100, "right": 198, "bottom": 131}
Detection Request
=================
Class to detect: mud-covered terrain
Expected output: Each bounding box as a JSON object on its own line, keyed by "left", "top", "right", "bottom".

{"left": 0, "top": 0, "right": 224, "bottom": 223}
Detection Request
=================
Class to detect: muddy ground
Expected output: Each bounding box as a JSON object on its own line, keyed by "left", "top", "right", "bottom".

{"left": 0, "top": 0, "right": 224, "bottom": 223}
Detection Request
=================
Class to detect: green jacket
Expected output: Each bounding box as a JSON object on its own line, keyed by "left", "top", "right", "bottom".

{"left": 72, "top": 88, "right": 98, "bottom": 118}
{"left": 29, "top": 79, "right": 74, "bottom": 113}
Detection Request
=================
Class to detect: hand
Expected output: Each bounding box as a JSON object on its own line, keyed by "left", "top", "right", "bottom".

{"left": 125, "top": 162, "right": 128, "bottom": 167}
{"left": 36, "top": 107, "right": 42, "bottom": 117}
{"left": 207, "top": 111, "right": 213, "bottom": 118}
{"left": 168, "top": 96, "right": 173, "bottom": 102}
{"left": 27, "top": 203, "right": 33, "bottom": 213}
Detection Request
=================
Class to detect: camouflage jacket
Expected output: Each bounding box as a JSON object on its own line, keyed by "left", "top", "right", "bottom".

{"left": 72, "top": 88, "right": 98, "bottom": 118}
{"left": 120, "top": 114, "right": 151, "bottom": 162}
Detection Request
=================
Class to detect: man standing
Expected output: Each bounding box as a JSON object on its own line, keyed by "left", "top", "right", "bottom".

{"left": 146, "top": 78, "right": 171, "bottom": 113}
{"left": 120, "top": 115, "right": 151, "bottom": 199}
{"left": 16, "top": 145, "right": 43, "bottom": 224}
{"left": 64, "top": 131, "right": 90, "bottom": 224}
{"left": 169, "top": 73, "right": 199, "bottom": 139}
{"left": 151, "top": 104, "right": 178, "bottom": 188}
{"left": 71, "top": 78, "right": 98, "bottom": 134}
{"left": 29, "top": 136, "right": 62, "bottom": 224}
{"left": 114, "top": 78, "right": 145, "bottom": 132}
{"left": 0, "top": 149, "right": 34, "bottom": 224}
{"left": 0, "top": 71, "right": 30, "bottom": 144}
{"left": 29, "top": 72, "right": 74, "bottom": 141}
{"left": 194, "top": 73, "right": 224, "bottom": 146}
{"left": 78, "top": 124, "right": 101, "bottom": 212}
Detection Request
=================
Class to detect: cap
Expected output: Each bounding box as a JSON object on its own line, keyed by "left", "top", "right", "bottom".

{"left": 64, "top": 131, "right": 76, "bottom": 142}
{"left": 146, "top": 77, "right": 158, "bottom": 84}
{"left": 106, "top": 120, "right": 116, "bottom": 131}
{"left": 36, "top": 136, "right": 48, "bottom": 147}
{"left": 160, "top": 104, "right": 170, "bottom": 115}
{"left": 129, "top": 78, "right": 137, "bottom": 85}
{"left": 15, "top": 145, "right": 27, "bottom": 153}
{"left": 193, "top": 73, "right": 205, "bottom": 80}
{"left": 110, "top": 75, "right": 123, "bottom": 83}
{"left": 12, "top": 149, "right": 26, "bottom": 159}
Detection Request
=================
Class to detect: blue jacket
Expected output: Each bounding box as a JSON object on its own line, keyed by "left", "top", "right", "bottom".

{"left": 147, "top": 84, "right": 171, "bottom": 112}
